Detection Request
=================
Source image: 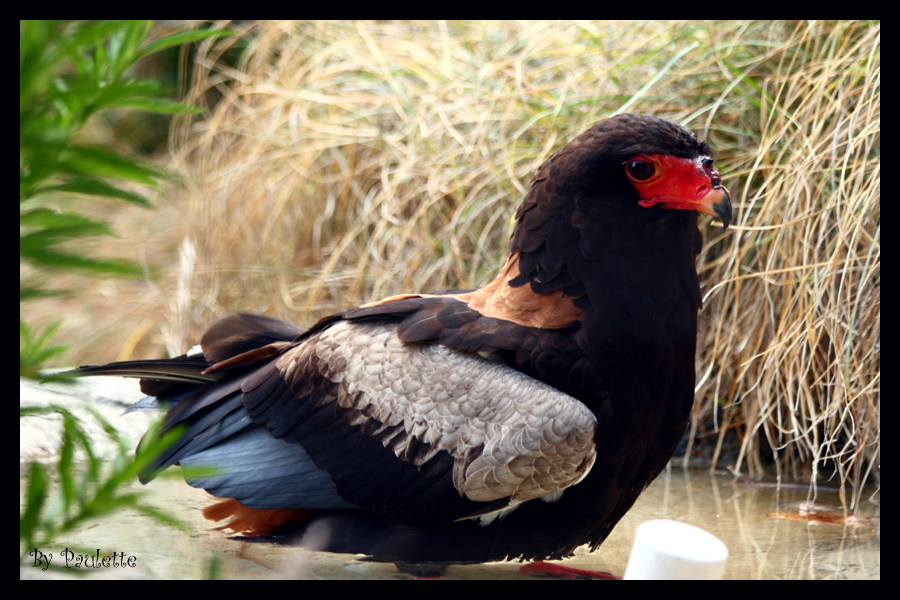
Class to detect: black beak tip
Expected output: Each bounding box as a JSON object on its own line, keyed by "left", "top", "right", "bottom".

{"left": 714, "top": 189, "right": 732, "bottom": 230}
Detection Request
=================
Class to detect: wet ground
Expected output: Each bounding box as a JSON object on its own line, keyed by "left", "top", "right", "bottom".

{"left": 21, "top": 378, "right": 880, "bottom": 579}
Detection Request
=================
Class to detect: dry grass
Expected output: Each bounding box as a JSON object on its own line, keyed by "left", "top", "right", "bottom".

{"left": 31, "top": 21, "right": 879, "bottom": 508}
{"left": 689, "top": 21, "right": 880, "bottom": 512}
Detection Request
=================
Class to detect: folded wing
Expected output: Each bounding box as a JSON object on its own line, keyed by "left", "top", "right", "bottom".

{"left": 140, "top": 316, "right": 596, "bottom": 526}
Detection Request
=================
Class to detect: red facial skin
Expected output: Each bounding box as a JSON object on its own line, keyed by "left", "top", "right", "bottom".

{"left": 626, "top": 153, "right": 731, "bottom": 227}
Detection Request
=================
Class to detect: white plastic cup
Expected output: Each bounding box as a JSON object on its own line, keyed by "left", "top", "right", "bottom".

{"left": 623, "top": 519, "right": 728, "bottom": 580}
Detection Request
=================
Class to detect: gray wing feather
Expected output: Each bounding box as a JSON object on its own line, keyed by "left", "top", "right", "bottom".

{"left": 278, "top": 321, "right": 597, "bottom": 506}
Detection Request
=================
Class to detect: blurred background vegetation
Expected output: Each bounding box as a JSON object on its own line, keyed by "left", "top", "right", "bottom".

{"left": 19, "top": 20, "right": 232, "bottom": 568}
{"left": 20, "top": 20, "right": 232, "bottom": 379}
{"left": 21, "top": 20, "right": 879, "bottom": 512}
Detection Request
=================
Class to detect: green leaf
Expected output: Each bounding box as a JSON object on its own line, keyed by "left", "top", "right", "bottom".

{"left": 20, "top": 207, "right": 119, "bottom": 232}
{"left": 20, "top": 21, "right": 65, "bottom": 112}
{"left": 80, "top": 405, "right": 127, "bottom": 454}
{"left": 20, "top": 223, "right": 116, "bottom": 248}
{"left": 77, "top": 78, "right": 163, "bottom": 114}
{"left": 36, "top": 178, "right": 152, "bottom": 206}
{"left": 115, "top": 97, "right": 204, "bottom": 115}
{"left": 20, "top": 285, "right": 68, "bottom": 302}
{"left": 20, "top": 462, "right": 48, "bottom": 546}
{"left": 106, "top": 21, "right": 153, "bottom": 79}
{"left": 59, "top": 413, "right": 78, "bottom": 513}
{"left": 134, "top": 504, "right": 191, "bottom": 531}
{"left": 20, "top": 319, "right": 69, "bottom": 379}
{"left": 20, "top": 245, "right": 143, "bottom": 277}
{"left": 62, "top": 21, "right": 126, "bottom": 58}
{"left": 58, "top": 145, "right": 163, "bottom": 186}
{"left": 140, "top": 27, "right": 235, "bottom": 57}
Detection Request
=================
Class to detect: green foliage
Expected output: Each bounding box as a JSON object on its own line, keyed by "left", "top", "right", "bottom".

{"left": 20, "top": 20, "right": 233, "bottom": 378}
{"left": 19, "top": 406, "right": 189, "bottom": 571}
{"left": 20, "top": 319, "right": 68, "bottom": 381}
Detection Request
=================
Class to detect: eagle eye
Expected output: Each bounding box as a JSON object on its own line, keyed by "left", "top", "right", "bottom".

{"left": 626, "top": 160, "right": 655, "bottom": 181}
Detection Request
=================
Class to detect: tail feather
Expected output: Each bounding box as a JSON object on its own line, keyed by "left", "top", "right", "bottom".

{"left": 71, "top": 313, "right": 304, "bottom": 397}
{"left": 74, "top": 357, "right": 213, "bottom": 383}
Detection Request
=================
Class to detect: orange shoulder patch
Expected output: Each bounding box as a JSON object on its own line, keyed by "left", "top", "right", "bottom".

{"left": 359, "top": 253, "right": 582, "bottom": 329}
{"left": 455, "top": 253, "right": 583, "bottom": 329}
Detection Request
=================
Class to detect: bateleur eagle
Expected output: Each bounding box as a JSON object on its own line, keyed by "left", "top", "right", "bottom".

{"left": 76, "top": 113, "right": 731, "bottom": 567}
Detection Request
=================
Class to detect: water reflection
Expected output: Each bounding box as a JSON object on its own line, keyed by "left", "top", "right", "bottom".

{"left": 22, "top": 465, "right": 879, "bottom": 579}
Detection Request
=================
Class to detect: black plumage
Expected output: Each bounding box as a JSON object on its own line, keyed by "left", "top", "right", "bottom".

{"left": 75, "top": 113, "right": 731, "bottom": 566}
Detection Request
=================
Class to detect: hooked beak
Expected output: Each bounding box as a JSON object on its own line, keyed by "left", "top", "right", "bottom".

{"left": 695, "top": 185, "right": 732, "bottom": 230}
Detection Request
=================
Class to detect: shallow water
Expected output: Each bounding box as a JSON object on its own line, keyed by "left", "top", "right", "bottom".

{"left": 21, "top": 378, "right": 879, "bottom": 579}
